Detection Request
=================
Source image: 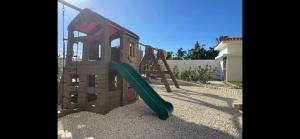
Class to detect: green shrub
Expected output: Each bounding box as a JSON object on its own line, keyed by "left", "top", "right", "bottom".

{"left": 225, "top": 81, "right": 242, "bottom": 89}
{"left": 196, "top": 65, "right": 218, "bottom": 83}
{"left": 180, "top": 67, "right": 192, "bottom": 81}
{"left": 190, "top": 70, "right": 198, "bottom": 82}
{"left": 176, "top": 65, "right": 217, "bottom": 84}
{"left": 172, "top": 65, "right": 180, "bottom": 79}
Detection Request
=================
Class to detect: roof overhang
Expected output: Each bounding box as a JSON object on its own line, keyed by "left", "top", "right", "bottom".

{"left": 214, "top": 39, "right": 242, "bottom": 51}
{"left": 215, "top": 54, "right": 228, "bottom": 60}
{"left": 214, "top": 41, "right": 226, "bottom": 51}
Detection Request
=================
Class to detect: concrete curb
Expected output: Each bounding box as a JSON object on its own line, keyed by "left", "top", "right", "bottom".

{"left": 149, "top": 78, "right": 242, "bottom": 96}
{"left": 173, "top": 79, "right": 242, "bottom": 96}
{"left": 202, "top": 84, "right": 242, "bottom": 96}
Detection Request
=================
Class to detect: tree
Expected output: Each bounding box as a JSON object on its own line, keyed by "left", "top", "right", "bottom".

{"left": 169, "top": 39, "right": 222, "bottom": 60}
{"left": 186, "top": 41, "right": 207, "bottom": 59}
{"left": 194, "top": 41, "right": 202, "bottom": 59}
{"left": 166, "top": 51, "right": 173, "bottom": 60}
{"left": 205, "top": 47, "right": 219, "bottom": 59}
{"left": 198, "top": 45, "right": 206, "bottom": 59}
{"left": 209, "top": 35, "right": 227, "bottom": 58}
{"left": 186, "top": 49, "right": 194, "bottom": 59}
{"left": 175, "top": 48, "right": 186, "bottom": 60}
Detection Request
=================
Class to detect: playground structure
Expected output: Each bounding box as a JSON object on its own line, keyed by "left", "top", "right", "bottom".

{"left": 139, "top": 45, "right": 180, "bottom": 92}
{"left": 58, "top": 0, "right": 179, "bottom": 120}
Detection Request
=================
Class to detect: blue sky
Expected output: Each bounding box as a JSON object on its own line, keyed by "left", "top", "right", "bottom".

{"left": 58, "top": 0, "right": 242, "bottom": 56}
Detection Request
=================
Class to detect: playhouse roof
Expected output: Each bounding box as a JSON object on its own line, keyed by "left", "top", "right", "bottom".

{"left": 68, "top": 8, "right": 139, "bottom": 40}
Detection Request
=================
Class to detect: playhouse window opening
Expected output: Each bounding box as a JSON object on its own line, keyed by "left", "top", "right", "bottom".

{"left": 113, "top": 75, "right": 118, "bottom": 87}
{"left": 153, "top": 50, "right": 157, "bottom": 58}
{"left": 88, "top": 74, "right": 97, "bottom": 87}
{"left": 69, "top": 91, "right": 78, "bottom": 104}
{"left": 129, "top": 42, "right": 135, "bottom": 57}
{"left": 98, "top": 44, "right": 102, "bottom": 60}
{"left": 71, "top": 74, "right": 80, "bottom": 86}
{"left": 109, "top": 71, "right": 120, "bottom": 91}
{"left": 111, "top": 38, "right": 120, "bottom": 48}
{"left": 77, "top": 32, "right": 87, "bottom": 37}
{"left": 72, "top": 42, "right": 83, "bottom": 62}
{"left": 88, "top": 43, "right": 102, "bottom": 61}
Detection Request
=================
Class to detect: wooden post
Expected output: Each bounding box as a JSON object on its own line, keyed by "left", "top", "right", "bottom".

{"left": 58, "top": 80, "right": 63, "bottom": 105}
{"left": 66, "top": 31, "right": 74, "bottom": 66}
{"left": 153, "top": 54, "right": 172, "bottom": 92}
{"left": 95, "top": 20, "right": 111, "bottom": 113}
{"left": 158, "top": 50, "right": 180, "bottom": 88}
{"left": 139, "top": 46, "right": 172, "bottom": 92}
{"left": 82, "top": 37, "right": 88, "bottom": 63}
{"left": 120, "top": 30, "right": 128, "bottom": 105}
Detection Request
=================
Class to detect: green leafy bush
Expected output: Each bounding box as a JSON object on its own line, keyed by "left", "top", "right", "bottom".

{"left": 181, "top": 67, "right": 193, "bottom": 81}
{"left": 225, "top": 81, "right": 242, "bottom": 89}
{"left": 196, "top": 65, "right": 217, "bottom": 83}
{"left": 172, "top": 65, "right": 180, "bottom": 79}
{"left": 190, "top": 70, "right": 198, "bottom": 82}
{"left": 173, "top": 65, "right": 217, "bottom": 84}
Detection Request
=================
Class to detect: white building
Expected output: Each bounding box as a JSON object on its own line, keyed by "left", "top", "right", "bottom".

{"left": 214, "top": 37, "right": 242, "bottom": 81}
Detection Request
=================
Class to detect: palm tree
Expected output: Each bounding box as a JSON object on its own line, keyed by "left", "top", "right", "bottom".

{"left": 216, "top": 36, "right": 229, "bottom": 44}
{"left": 193, "top": 41, "right": 206, "bottom": 59}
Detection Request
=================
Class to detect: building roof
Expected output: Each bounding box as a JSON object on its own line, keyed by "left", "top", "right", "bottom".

{"left": 214, "top": 36, "right": 242, "bottom": 51}
{"left": 222, "top": 37, "right": 242, "bottom": 41}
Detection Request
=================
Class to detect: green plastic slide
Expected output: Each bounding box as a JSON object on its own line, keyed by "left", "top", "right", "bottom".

{"left": 110, "top": 61, "right": 173, "bottom": 120}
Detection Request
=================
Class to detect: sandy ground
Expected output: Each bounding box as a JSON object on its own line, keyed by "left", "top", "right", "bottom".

{"left": 58, "top": 84, "right": 242, "bottom": 139}
{"left": 207, "top": 81, "right": 230, "bottom": 88}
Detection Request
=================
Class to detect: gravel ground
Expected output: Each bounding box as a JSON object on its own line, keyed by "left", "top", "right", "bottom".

{"left": 207, "top": 81, "right": 230, "bottom": 88}
{"left": 58, "top": 84, "right": 242, "bottom": 139}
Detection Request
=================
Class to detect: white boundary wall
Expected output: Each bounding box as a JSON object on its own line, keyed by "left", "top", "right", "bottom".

{"left": 159, "top": 60, "right": 222, "bottom": 80}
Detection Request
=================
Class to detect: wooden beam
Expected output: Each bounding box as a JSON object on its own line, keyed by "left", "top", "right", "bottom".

{"left": 160, "top": 54, "right": 180, "bottom": 88}
{"left": 153, "top": 56, "right": 171, "bottom": 92}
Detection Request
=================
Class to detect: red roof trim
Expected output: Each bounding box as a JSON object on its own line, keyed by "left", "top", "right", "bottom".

{"left": 223, "top": 37, "right": 242, "bottom": 41}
